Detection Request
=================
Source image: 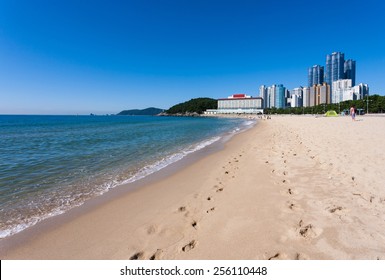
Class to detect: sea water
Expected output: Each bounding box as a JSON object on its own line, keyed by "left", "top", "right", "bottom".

{"left": 0, "top": 115, "right": 254, "bottom": 238}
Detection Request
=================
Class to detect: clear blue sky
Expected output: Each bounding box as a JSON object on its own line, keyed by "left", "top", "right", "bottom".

{"left": 1, "top": 0, "right": 384, "bottom": 114}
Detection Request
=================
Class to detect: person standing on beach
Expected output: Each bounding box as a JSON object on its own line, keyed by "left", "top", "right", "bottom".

{"left": 350, "top": 105, "right": 356, "bottom": 121}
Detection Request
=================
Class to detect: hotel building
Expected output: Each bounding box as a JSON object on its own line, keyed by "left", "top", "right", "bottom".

{"left": 204, "top": 94, "right": 263, "bottom": 114}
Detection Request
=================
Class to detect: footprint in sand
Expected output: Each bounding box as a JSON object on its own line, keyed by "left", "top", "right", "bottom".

{"left": 130, "top": 251, "right": 144, "bottom": 260}
{"left": 268, "top": 253, "right": 280, "bottom": 260}
{"left": 295, "top": 253, "right": 309, "bottom": 260}
{"left": 298, "top": 220, "right": 320, "bottom": 239}
{"left": 267, "top": 252, "right": 288, "bottom": 260}
{"left": 149, "top": 249, "right": 163, "bottom": 260}
{"left": 288, "top": 201, "right": 301, "bottom": 211}
{"left": 182, "top": 240, "right": 197, "bottom": 252}
{"left": 191, "top": 220, "right": 198, "bottom": 229}
{"left": 146, "top": 225, "right": 157, "bottom": 235}
{"left": 329, "top": 206, "right": 343, "bottom": 213}
{"left": 177, "top": 206, "right": 190, "bottom": 217}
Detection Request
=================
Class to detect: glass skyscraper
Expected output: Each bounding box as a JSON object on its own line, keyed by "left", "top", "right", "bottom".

{"left": 308, "top": 65, "right": 324, "bottom": 87}
{"left": 332, "top": 52, "right": 345, "bottom": 81}
{"left": 325, "top": 54, "right": 332, "bottom": 86}
{"left": 325, "top": 51, "right": 345, "bottom": 94}
{"left": 325, "top": 52, "right": 345, "bottom": 85}
{"left": 275, "top": 84, "right": 286, "bottom": 109}
{"left": 344, "top": 59, "right": 356, "bottom": 86}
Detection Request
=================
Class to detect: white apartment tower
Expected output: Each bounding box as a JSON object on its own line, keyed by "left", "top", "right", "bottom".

{"left": 302, "top": 87, "right": 310, "bottom": 107}
{"left": 291, "top": 87, "right": 303, "bottom": 107}
{"left": 259, "top": 85, "right": 268, "bottom": 108}
{"left": 332, "top": 79, "right": 352, "bottom": 103}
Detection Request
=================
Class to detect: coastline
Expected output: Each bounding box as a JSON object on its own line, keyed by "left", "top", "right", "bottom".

{"left": 0, "top": 115, "right": 251, "bottom": 240}
{"left": 1, "top": 115, "right": 385, "bottom": 259}
{"left": 0, "top": 117, "right": 258, "bottom": 258}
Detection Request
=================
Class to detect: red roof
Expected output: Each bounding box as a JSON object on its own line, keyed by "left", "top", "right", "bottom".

{"left": 232, "top": 94, "right": 246, "bottom": 98}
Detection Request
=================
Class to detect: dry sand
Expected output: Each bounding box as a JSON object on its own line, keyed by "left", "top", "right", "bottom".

{"left": 1, "top": 115, "right": 385, "bottom": 260}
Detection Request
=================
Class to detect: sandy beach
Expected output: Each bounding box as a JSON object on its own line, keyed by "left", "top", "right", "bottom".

{"left": 1, "top": 115, "right": 385, "bottom": 260}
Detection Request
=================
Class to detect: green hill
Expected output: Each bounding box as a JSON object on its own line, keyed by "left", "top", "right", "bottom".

{"left": 117, "top": 107, "right": 164, "bottom": 116}
{"left": 166, "top": 98, "right": 217, "bottom": 115}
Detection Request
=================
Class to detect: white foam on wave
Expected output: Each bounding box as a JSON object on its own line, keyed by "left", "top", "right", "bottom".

{"left": 0, "top": 208, "right": 66, "bottom": 239}
{"left": 121, "top": 136, "right": 221, "bottom": 185}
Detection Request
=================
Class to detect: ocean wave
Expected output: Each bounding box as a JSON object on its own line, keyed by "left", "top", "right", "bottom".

{"left": 121, "top": 136, "right": 221, "bottom": 184}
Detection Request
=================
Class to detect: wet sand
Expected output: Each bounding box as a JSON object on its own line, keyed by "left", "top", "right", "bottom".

{"left": 1, "top": 115, "right": 385, "bottom": 259}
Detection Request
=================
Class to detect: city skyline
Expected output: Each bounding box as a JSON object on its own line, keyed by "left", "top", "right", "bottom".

{"left": 1, "top": 0, "right": 385, "bottom": 114}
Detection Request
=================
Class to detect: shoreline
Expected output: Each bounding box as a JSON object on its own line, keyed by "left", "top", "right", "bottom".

{"left": 0, "top": 115, "right": 254, "bottom": 241}
{"left": 0, "top": 118, "right": 258, "bottom": 258}
{"left": 1, "top": 115, "right": 385, "bottom": 259}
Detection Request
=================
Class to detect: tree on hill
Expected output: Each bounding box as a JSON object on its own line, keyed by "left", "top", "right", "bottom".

{"left": 117, "top": 107, "right": 164, "bottom": 115}
{"left": 166, "top": 98, "right": 217, "bottom": 114}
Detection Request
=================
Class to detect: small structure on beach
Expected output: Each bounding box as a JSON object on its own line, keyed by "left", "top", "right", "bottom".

{"left": 325, "top": 110, "right": 338, "bottom": 117}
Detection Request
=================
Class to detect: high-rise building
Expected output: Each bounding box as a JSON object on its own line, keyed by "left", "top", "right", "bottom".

{"left": 309, "top": 86, "right": 317, "bottom": 107}
{"left": 291, "top": 87, "right": 303, "bottom": 107}
{"left": 265, "top": 84, "right": 286, "bottom": 109}
{"left": 308, "top": 65, "right": 324, "bottom": 87}
{"left": 325, "top": 52, "right": 345, "bottom": 92}
{"left": 275, "top": 84, "right": 286, "bottom": 109}
{"left": 308, "top": 68, "right": 313, "bottom": 88}
{"left": 352, "top": 83, "right": 369, "bottom": 100}
{"left": 332, "top": 79, "right": 353, "bottom": 103}
{"left": 331, "top": 52, "right": 345, "bottom": 82}
{"left": 310, "top": 83, "right": 331, "bottom": 106}
{"left": 259, "top": 85, "right": 268, "bottom": 108}
{"left": 268, "top": 85, "right": 276, "bottom": 108}
{"left": 302, "top": 87, "right": 310, "bottom": 107}
{"left": 344, "top": 59, "right": 356, "bottom": 86}
{"left": 318, "top": 83, "right": 331, "bottom": 105}
{"left": 325, "top": 54, "right": 332, "bottom": 86}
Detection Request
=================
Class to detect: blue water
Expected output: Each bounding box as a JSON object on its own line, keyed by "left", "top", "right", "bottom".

{"left": 0, "top": 115, "right": 253, "bottom": 238}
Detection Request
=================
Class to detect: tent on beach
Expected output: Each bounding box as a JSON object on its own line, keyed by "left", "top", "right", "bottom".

{"left": 325, "top": 110, "right": 338, "bottom": 117}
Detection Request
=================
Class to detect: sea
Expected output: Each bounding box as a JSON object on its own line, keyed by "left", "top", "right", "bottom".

{"left": 0, "top": 115, "right": 254, "bottom": 238}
